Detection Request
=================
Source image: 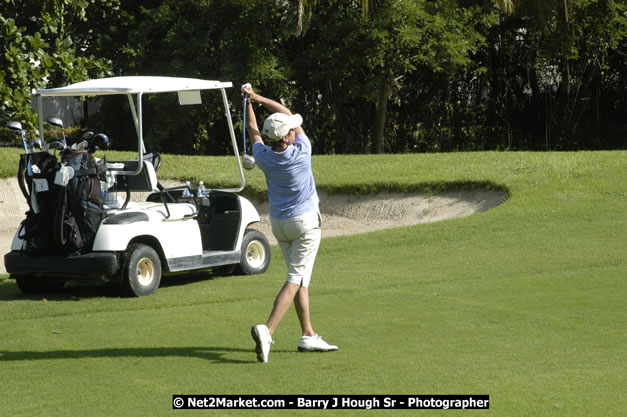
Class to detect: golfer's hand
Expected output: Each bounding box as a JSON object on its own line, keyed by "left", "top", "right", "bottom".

{"left": 242, "top": 86, "right": 257, "bottom": 102}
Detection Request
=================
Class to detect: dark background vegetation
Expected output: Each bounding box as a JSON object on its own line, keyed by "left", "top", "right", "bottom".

{"left": 1, "top": 0, "right": 626, "bottom": 154}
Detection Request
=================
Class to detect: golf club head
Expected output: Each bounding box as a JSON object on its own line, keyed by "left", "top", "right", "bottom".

{"left": 48, "top": 140, "right": 66, "bottom": 151}
{"left": 72, "top": 140, "right": 89, "bottom": 151}
{"left": 6, "top": 121, "right": 23, "bottom": 132}
{"left": 31, "top": 138, "right": 43, "bottom": 152}
{"left": 47, "top": 117, "right": 67, "bottom": 147}
{"left": 242, "top": 153, "right": 256, "bottom": 170}
{"left": 88, "top": 133, "right": 110, "bottom": 154}
{"left": 46, "top": 117, "right": 64, "bottom": 128}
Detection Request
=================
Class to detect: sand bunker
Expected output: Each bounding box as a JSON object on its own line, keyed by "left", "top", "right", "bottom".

{"left": 254, "top": 190, "right": 506, "bottom": 245}
{"left": 0, "top": 178, "right": 506, "bottom": 273}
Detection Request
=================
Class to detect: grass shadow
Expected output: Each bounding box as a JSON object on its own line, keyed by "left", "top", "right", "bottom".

{"left": 0, "top": 270, "right": 233, "bottom": 301}
{"left": 0, "top": 346, "right": 252, "bottom": 364}
{"left": 0, "top": 280, "right": 126, "bottom": 301}
{"left": 159, "top": 271, "right": 220, "bottom": 288}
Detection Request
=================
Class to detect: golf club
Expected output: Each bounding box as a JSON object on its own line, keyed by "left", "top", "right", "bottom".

{"left": 47, "top": 117, "right": 67, "bottom": 149}
{"left": 6, "top": 121, "right": 33, "bottom": 176}
{"left": 47, "top": 140, "right": 66, "bottom": 156}
{"left": 72, "top": 130, "right": 92, "bottom": 151}
{"left": 31, "top": 137, "right": 43, "bottom": 152}
{"left": 72, "top": 140, "right": 89, "bottom": 151}
{"left": 241, "top": 83, "right": 256, "bottom": 170}
{"left": 88, "top": 133, "right": 110, "bottom": 154}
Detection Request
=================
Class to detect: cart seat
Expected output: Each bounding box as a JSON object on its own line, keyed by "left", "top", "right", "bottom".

{"left": 108, "top": 159, "right": 158, "bottom": 193}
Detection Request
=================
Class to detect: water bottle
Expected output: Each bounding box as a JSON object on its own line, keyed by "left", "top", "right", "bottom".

{"left": 183, "top": 181, "right": 191, "bottom": 198}
{"left": 197, "top": 181, "right": 206, "bottom": 197}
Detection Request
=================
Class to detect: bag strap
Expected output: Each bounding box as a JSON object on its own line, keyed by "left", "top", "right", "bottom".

{"left": 17, "top": 154, "right": 31, "bottom": 201}
{"left": 53, "top": 186, "right": 68, "bottom": 248}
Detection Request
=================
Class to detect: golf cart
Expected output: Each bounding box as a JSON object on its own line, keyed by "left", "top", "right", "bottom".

{"left": 4, "top": 76, "right": 271, "bottom": 296}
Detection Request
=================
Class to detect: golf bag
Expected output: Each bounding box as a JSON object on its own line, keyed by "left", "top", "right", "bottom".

{"left": 18, "top": 149, "right": 107, "bottom": 255}
{"left": 54, "top": 149, "right": 106, "bottom": 254}
{"left": 17, "top": 151, "right": 59, "bottom": 255}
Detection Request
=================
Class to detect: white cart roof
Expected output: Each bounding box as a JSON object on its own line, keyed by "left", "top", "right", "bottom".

{"left": 36, "top": 76, "right": 233, "bottom": 96}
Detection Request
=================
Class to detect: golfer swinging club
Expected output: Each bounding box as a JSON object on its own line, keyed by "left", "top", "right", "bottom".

{"left": 243, "top": 84, "right": 338, "bottom": 363}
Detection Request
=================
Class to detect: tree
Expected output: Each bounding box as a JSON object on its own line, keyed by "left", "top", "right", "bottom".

{"left": 297, "top": 0, "right": 379, "bottom": 34}
{"left": 91, "top": 0, "right": 296, "bottom": 154}
{"left": 294, "top": 0, "right": 493, "bottom": 153}
{"left": 0, "top": 0, "right": 114, "bottom": 135}
{"left": 489, "top": 0, "right": 627, "bottom": 149}
{"left": 294, "top": 0, "right": 494, "bottom": 153}
{"left": 492, "top": 0, "right": 566, "bottom": 25}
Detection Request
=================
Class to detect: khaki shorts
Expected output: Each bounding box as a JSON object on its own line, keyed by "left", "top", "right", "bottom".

{"left": 270, "top": 209, "right": 321, "bottom": 288}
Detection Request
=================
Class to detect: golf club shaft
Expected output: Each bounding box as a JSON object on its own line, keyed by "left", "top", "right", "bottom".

{"left": 19, "top": 131, "right": 33, "bottom": 176}
{"left": 240, "top": 84, "right": 255, "bottom": 170}
{"left": 243, "top": 95, "right": 248, "bottom": 154}
{"left": 21, "top": 132, "right": 29, "bottom": 154}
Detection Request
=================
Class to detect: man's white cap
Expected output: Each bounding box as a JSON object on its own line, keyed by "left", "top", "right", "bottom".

{"left": 262, "top": 112, "right": 303, "bottom": 143}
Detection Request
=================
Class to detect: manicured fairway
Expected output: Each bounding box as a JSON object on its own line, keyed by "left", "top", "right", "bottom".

{"left": 1, "top": 151, "right": 625, "bottom": 416}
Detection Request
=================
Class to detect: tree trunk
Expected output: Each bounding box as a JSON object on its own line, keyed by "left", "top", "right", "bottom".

{"left": 373, "top": 77, "right": 392, "bottom": 154}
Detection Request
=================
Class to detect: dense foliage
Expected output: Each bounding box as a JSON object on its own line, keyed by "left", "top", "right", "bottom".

{"left": 1, "top": 0, "right": 626, "bottom": 153}
{"left": 0, "top": 0, "right": 115, "bottom": 133}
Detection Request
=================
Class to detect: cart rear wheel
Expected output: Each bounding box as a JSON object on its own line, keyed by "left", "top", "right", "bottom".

{"left": 121, "top": 243, "right": 162, "bottom": 296}
{"left": 236, "top": 229, "right": 271, "bottom": 275}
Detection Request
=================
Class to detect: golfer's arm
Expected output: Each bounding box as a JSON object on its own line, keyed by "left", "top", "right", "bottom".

{"left": 250, "top": 93, "right": 293, "bottom": 116}
{"left": 250, "top": 92, "right": 305, "bottom": 135}
{"left": 246, "top": 101, "right": 263, "bottom": 144}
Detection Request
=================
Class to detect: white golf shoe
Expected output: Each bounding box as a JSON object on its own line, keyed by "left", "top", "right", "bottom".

{"left": 298, "top": 334, "right": 339, "bottom": 352}
{"left": 251, "top": 324, "right": 273, "bottom": 363}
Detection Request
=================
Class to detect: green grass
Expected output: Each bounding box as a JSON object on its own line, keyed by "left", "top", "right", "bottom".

{"left": 1, "top": 150, "right": 626, "bottom": 416}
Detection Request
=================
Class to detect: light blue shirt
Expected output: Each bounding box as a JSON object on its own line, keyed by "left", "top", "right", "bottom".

{"left": 253, "top": 133, "right": 319, "bottom": 219}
